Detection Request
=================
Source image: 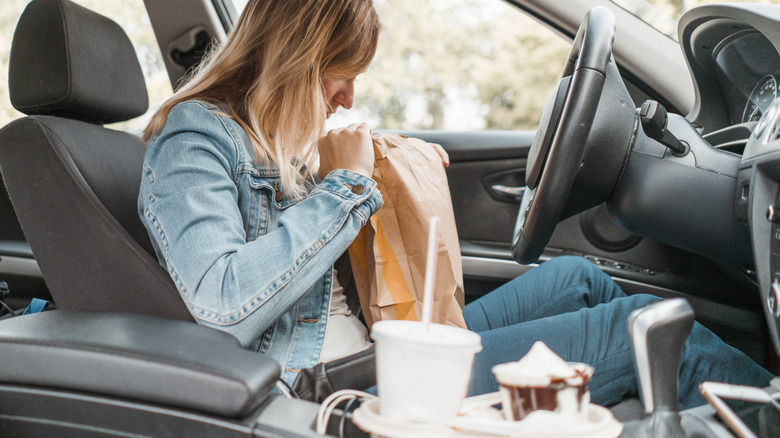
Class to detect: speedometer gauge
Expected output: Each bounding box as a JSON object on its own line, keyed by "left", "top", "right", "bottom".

{"left": 743, "top": 75, "right": 778, "bottom": 123}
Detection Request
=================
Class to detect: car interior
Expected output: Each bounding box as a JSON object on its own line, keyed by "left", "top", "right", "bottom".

{"left": 1, "top": 0, "right": 779, "bottom": 437}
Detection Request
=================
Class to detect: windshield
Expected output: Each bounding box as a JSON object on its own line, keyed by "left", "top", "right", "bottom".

{"left": 611, "top": 0, "right": 780, "bottom": 40}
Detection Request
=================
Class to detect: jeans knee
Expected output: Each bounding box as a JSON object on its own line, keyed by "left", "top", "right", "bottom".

{"left": 542, "top": 256, "right": 624, "bottom": 303}
{"left": 626, "top": 293, "right": 662, "bottom": 310}
{"left": 544, "top": 255, "right": 597, "bottom": 273}
{"left": 544, "top": 255, "right": 610, "bottom": 284}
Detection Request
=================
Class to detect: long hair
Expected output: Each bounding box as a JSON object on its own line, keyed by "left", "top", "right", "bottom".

{"left": 144, "top": 0, "right": 380, "bottom": 199}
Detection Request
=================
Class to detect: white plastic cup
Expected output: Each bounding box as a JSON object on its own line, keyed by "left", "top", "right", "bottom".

{"left": 370, "top": 320, "right": 483, "bottom": 420}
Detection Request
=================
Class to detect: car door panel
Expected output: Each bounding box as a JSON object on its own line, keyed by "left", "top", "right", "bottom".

{"left": 399, "top": 129, "right": 770, "bottom": 364}
{"left": 392, "top": 130, "right": 529, "bottom": 245}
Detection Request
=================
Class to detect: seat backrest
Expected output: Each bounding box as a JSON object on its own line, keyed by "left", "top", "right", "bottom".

{"left": 0, "top": 0, "right": 193, "bottom": 321}
{"left": 0, "top": 179, "right": 24, "bottom": 243}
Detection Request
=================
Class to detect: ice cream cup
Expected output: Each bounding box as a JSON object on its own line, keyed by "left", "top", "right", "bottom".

{"left": 492, "top": 341, "right": 594, "bottom": 422}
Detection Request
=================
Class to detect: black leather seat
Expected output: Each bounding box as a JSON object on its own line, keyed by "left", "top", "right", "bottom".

{"left": 0, "top": 0, "right": 192, "bottom": 321}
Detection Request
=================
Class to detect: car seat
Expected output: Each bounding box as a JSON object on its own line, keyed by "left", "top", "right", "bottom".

{"left": 0, "top": 0, "right": 193, "bottom": 321}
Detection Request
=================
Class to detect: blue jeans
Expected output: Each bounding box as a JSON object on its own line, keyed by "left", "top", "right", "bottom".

{"left": 463, "top": 256, "right": 773, "bottom": 410}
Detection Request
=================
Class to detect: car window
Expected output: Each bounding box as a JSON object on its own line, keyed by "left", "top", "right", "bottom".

{"left": 611, "top": 0, "right": 780, "bottom": 41}
{"left": 0, "top": 0, "right": 172, "bottom": 133}
{"left": 229, "top": 0, "right": 570, "bottom": 131}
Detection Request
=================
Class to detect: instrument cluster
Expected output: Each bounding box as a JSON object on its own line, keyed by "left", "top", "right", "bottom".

{"left": 712, "top": 30, "right": 780, "bottom": 127}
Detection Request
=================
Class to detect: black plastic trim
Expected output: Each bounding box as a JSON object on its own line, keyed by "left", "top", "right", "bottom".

{"left": 0, "top": 311, "right": 281, "bottom": 418}
{"left": 211, "top": 0, "right": 238, "bottom": 31}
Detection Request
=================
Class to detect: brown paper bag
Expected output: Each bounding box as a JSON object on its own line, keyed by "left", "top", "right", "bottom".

{"left": 348, "top": 133, "right": 466, "bottom": 329}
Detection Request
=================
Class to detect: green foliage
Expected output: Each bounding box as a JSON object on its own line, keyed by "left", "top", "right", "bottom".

{"left": 4, "top": 0, "right": 775, "bottom": 132}
{"left": 355, "top": 0, "right": 570, "bottom": 131}
{"left": 473, "top": 12, "right": 570, "bottom": 130}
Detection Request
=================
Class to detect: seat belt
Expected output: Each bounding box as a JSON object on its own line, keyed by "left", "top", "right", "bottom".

{"left": 22, "top": 297, "right": 50, "bottom": 315}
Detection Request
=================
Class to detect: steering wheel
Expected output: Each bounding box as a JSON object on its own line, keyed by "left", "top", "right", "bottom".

{"left": 511, "top": 6, "right": 617, "bottom": 264}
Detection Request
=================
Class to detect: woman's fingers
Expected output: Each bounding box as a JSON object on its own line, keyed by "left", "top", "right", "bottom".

{"left": 431, "top": 142, "right": 450, "bottom": 167}
{"left": 318, "top": 123, "right": 375, "bottom": 179}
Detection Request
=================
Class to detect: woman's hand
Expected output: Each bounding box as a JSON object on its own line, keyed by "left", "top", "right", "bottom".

{"left": 318, "top": 123, "right": 375, "bottom": 179}
{"left": 431, "top": 142, "right": 450, "bottom": 167}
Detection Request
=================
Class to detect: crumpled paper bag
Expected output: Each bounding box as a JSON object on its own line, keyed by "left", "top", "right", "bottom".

{"left": 348, "top": 133, "right": 466, "bottom": 329}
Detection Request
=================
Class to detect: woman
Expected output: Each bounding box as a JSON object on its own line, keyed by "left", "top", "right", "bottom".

{"left": 140, "top": 0, "right": 771, "bottom": 409}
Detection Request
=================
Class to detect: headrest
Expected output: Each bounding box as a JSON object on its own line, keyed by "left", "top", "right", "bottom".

{"left": 9, "top": 0, "right": 148, "bottom": 124}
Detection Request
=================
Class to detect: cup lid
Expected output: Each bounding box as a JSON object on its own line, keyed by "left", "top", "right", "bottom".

{"left": 371, "top": 320, "right": 482, "bottom": 352}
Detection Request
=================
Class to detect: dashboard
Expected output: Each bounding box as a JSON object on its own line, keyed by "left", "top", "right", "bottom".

{"left": 741, "top": 95, "right": 780, "bottom": 362}
{"left": 679, "top": 4, "right": 780, "bottom": 136}
{"left": 713, "top": 30, "right": 780, "bottom": 125}
{"left": 671, "top": 4, "right": 780, "bottom": 355}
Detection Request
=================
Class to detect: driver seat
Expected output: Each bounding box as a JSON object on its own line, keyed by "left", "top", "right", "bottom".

{"left": 0, "top": 0, "right": 192, "bottom": 321}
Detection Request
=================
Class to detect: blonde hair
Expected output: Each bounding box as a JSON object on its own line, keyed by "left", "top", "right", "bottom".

{"left": 144, "top": 0, "right": 380, "bottom": 199}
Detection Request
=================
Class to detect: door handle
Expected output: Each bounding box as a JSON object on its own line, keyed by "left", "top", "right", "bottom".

{"left": 490, "top": 185, "right": 525, "bottom": 201}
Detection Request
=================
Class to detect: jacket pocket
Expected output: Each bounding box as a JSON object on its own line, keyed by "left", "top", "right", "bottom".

{"left": 239, "top": 175, "right": 272, "bottom": 241}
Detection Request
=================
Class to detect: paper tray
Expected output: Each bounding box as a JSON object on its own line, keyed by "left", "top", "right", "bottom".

{"left": 352, "top": 393, "right": 623, "bottom": 438}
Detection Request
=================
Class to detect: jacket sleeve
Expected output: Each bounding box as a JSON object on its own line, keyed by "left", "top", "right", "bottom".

{"left": 139, "top": 101, "right": 382, "bottom": 346}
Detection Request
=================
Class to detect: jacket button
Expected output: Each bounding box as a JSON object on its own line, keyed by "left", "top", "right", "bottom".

{"left": 351, "top": 184, "right": 365, "bottom": 195}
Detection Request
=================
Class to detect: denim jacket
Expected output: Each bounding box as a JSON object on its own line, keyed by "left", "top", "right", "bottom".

{"left": 138, "top": 101, "right": 383, "bottom": 385}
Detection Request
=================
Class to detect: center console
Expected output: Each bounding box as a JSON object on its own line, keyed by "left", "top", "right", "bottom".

{"left": 740, "top": 97, "right": 780, "bottom": 358}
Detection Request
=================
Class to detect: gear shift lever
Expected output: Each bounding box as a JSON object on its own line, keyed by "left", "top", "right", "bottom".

{"left": 627, "top": 298, "right": 694, "bottom": 415}
{"left": 620, "top": 299, "right": 716, "bottom": 438}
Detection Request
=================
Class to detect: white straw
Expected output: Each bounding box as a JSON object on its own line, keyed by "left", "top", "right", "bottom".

{"left": 421, "top": 216, "right": 440, "bottom": 332}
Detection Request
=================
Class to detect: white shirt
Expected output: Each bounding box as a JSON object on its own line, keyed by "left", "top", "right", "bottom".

{"left": 319, "top": 268, "right": 373, "bottom": 363}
